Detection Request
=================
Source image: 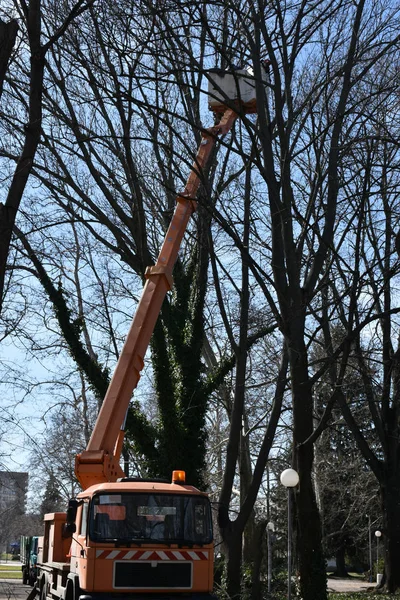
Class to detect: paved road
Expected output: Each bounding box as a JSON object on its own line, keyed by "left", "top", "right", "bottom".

{"left": 0, "top": 580, "right": 35, "bottom": 600}
{"left": 0, "top": 577, "right": 378, "bottom": 598}
{"left": 327, "top": 577, "right": 378, "bottom": 593}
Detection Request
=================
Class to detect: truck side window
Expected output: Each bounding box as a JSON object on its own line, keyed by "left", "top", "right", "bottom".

{"left": 80, "top": 502, "right": 88, "bottom": 537}
{"left": 194, "top": 504, "right": 205, "bottom": 535}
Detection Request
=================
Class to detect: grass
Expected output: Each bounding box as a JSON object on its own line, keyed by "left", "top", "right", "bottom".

{"left": 328, "top": 591, "right": 400, "bottom": 600}
{"left": 271, "top": 594, "right": 400, "bottom": 599}
{"left": 0, "top": 565, "right": 22, "bottom": 580}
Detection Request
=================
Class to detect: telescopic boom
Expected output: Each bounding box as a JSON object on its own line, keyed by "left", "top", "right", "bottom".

{"left": 75, "top": 109, "right": 238, "bottom": 489}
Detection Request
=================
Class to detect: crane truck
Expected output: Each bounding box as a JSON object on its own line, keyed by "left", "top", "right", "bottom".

{"left": 33, "top": 69, "right": 262, "bottom": 600}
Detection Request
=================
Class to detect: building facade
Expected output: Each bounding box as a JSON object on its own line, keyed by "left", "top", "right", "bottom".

{"left": 0, "top": 471, "right": 28, "bottom": 514}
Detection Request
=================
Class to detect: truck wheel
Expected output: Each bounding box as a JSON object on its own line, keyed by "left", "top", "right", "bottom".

{"left": 64, "top": 580, "right": 73, "bottom": 600}
{"left": 65, "top": 576, "right": 80, "bottom": 600}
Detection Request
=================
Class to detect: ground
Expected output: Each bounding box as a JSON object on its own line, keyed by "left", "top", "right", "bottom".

{"left": 327, "top": 576, "right": 377, "bottom": 593}
{"left": 0, "top": 580, "right": 34, "bottom": 600}
{"left": 0, "top": 576, "right": 377, "bottom": 599}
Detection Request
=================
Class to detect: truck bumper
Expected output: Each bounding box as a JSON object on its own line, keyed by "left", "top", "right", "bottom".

{"left": 79, "top": 595, "right": 218, "bottom": 600}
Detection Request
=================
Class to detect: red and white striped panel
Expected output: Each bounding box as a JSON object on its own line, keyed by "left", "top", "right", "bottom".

{"left": 96, "top": 549, "right": 208, "bottom": 561}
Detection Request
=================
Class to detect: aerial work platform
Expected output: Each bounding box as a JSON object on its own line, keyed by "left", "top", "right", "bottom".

{"left": 208, "top": 66, "right": 267, "bottom": 114}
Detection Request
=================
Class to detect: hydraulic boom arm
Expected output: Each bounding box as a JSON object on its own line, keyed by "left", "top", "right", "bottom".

{"left": 75, "top": 109, "right": 238, "bottom": 489}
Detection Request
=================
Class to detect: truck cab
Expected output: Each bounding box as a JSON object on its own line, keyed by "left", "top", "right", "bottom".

{"left": 37, "top": 473, "right": 216, "bottom": 600}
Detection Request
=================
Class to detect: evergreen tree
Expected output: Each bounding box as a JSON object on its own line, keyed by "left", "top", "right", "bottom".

{"left": 40, "top": 473, "right": 65, "bottom": 518}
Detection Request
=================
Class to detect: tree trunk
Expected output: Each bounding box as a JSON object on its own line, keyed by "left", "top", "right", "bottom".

{"left": 335, "top": 547, "right": 348, "bottom": 577}
{"left": 224, "top": 527, "right": 243, "bottom": 600}
{"left": 380, "top": 475, "right": 400, "bottom": 592}
{"left": 250, "top": 521, "right": 267, "bottom": 600}
{"left": 241, "top": 414, "right": 257, "bottom": 567}
{"left": 290, "top": 319, "right": 327, "bottom": 600}
{"left": 295, "top": 460, "right": 327, "bottom": 599}
{"left": 0, "top": 18, "right": 18, "bottom": 99}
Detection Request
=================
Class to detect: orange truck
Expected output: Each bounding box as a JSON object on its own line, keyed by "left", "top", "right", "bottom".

{"left": 34, "top": 70, "right": 262, "bottom": 600}
{"left": 36, "top": 472, "right": 215, "bottom": 600}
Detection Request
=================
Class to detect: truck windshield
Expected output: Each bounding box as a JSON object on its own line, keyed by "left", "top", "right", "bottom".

{"left": 89, "top": 493, "right": 213, "bottom": 545}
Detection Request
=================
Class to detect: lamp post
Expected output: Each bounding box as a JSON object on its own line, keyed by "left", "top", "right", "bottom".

{"left": 267, "top": 521, "right": 275, "bottom": 593}
{"left": 280, "top": 468, "right": 299, "bottom": 600}
{"left": 375, "top": 530, "right": 382, "bottom": 581}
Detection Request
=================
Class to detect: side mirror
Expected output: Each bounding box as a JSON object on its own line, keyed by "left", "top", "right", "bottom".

{"left": 66, "top": 499, "right": 79, "bottom": 523}
{"left": 62, "top": 522, "right": 76, "bottom": 538}
{"left": 63, "top": 499, "right": 79, "bottom": 538}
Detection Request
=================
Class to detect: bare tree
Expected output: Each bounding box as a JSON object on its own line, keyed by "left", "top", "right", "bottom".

{"left": 196, "top": 1, "right": 400, "bottom": 596}
{"left": 1, "top": 0, "right": 237, "bottom": 490}
{"left": 2, "top": 1, "right": 400, "bottom": 598}
{"left": 323, "top": 125, "right": 400, "bottom": 591}
{"left": 0, "top": 0, "right": 95, "bottom": 314}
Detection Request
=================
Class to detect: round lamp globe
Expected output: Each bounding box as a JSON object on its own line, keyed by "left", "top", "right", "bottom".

{"left": 280, "top": 468, "right": 299, "bottom": 488}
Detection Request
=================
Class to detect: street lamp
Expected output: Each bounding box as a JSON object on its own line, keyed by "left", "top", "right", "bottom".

{"left": 280, "top": 469, "right": 299, "bottom": 600}
{"left": 267, "top": 521, "right": 275, "bottom": 593}
{"left": 375, "top": 530, "right": 382, "bottom": 582}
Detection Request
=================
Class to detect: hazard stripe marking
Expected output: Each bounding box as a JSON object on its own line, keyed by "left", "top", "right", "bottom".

{"left": 95, "top": 549, "right": 208, "bottom": 560}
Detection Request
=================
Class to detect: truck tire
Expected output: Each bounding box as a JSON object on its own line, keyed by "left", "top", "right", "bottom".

{"left": 39, "top": 575, "right": 48, "bottom": 600}
{"left": 64, "top": 580, "right": 73, "bottom": 600}
{"left": 65, "top": 575, "right": 81, "bottom": 600}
